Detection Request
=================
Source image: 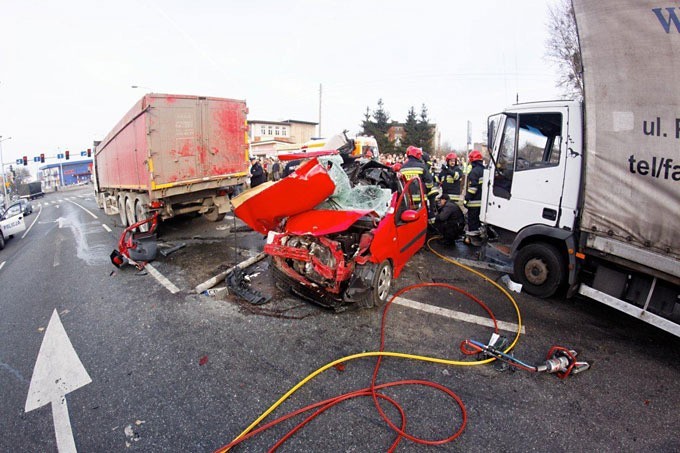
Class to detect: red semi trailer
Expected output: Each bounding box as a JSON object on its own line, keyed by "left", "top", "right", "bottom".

{"left": 94, "top": 93, "right": 249, "bottom": 226}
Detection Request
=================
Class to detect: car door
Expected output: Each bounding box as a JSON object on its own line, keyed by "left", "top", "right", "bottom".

{"left": 393, "top": 178, "right": 428, "bottom": 274}
{"left": 1, "top": 203, "right": 27, "bottom": 237}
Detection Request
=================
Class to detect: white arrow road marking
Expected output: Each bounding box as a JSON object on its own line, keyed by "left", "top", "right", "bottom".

{"left": 66, "top": 200, "right": 98, "bottom": 220}
{"left": 21, "top": 205, "right": 43, "bottom": 239}
{"left": 25, "top": 310, "right": 91, "bottom": 453}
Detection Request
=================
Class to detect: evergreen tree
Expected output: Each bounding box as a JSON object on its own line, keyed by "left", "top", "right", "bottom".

{"left": 399, "top": 106, "right": 418, "bottom": 153}
{"left": 360, "top": 99, "right": 395, "bottom": 154}
{"left": 415, "top": 103, "right": 434, "bottom": 152}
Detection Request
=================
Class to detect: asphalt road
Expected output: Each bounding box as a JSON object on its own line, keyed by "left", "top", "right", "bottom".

{"left": 1, "top": 186, "right": 678, "bottom": 452}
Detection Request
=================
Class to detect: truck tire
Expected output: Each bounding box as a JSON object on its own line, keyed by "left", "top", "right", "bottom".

{"left": 513, "top": 242, "right": 565, "bottom": 298}
{"left": 125, "top": 196, "right": 136, "bottom": 228}
{"left": 358, "top": 260, "right": 393, "bottom": 309}
{"left": 134, "top": 195, "right": 151, "bottom": 232}
{"left": 203, "top": 208, "right": 226, "bottom": 222}
{"left": 117, "top": 193, "right": 127, "bottom": 226}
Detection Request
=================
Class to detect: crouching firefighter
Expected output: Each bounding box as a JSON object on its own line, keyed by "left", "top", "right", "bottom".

{"left": 431, "top": 194, "right": 466, "bottom": 244}
{"left": 400, "top": 146, "right": 435, "bottom": 217}
{"left": 464, "top": 150, "right": 484, "bottom": 242}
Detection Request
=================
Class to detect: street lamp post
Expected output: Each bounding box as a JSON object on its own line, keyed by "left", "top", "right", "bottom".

{"left": 0, "top": 136, "right": 12, "bottom": 209}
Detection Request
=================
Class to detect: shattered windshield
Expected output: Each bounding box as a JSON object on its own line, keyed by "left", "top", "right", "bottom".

{"left": 316, "top": 155, "right": 392, "bottom": 217}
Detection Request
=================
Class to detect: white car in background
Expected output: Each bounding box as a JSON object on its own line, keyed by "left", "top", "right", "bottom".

{"left": 0, "top": 202, "right": 27, "bottom": 249}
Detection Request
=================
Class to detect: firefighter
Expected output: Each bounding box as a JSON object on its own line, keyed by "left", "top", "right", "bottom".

{"left": 439, "top": 152, "right": 463, "bottom": 203}
{"left": 399, "top": 146, "right": 435, "bottom": 217}
{"left": 421, "top": 152, "right": 439, "bottom": 216}
{"left": 464, "top": 150, "right": 485, "bottom": 240}
{"left": 432, "top": 194, "right": 466, "bottom": 244}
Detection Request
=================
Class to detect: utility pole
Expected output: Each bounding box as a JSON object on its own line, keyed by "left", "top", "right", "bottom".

{"left": 318, "top": 83, "right": 322, "bottom": 138}
{"left": 0, "top": 136, "right": 12, "bottom": 209}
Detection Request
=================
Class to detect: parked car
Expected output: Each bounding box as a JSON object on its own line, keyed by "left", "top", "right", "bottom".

{"left": 0, "top": 202, "right": 27, "bottom": 249}
{"left": 18, "top": 199, "right": 33, "bottom": 216}
{"left": 232, "top": 144, "right": 428, "bottom": 310}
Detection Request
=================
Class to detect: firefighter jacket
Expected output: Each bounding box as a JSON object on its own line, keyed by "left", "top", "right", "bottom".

{"left": 400, "top": 156, "right": 435, "bottom": 201}
{"left": 464, "top": 160, "right": 485, "bottom": 208}
{"left": 439, "top": 164, "right": 463, "bottom": 200}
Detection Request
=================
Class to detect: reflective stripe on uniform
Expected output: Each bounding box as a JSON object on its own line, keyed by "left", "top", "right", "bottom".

{"left": 466, "top": 201, "right": 482, "bottom": 208}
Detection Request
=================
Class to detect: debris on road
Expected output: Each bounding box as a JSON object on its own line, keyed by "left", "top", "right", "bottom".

{"left": 160, "top": 242, "right": 186, "bottom": 257}
{"left": 194, "top": 252, "right": 266, "bottom": 293}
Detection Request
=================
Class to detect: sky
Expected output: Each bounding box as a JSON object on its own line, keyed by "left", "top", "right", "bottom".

{"left": 0, "top": 0, "right": 563, "bottom": 175}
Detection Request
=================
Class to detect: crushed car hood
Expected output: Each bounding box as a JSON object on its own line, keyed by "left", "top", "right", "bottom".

{"left": 231, "top": 157, "right": 335, "bottom": 234}
{"left": 284, "top": 209, "right": 372, "bottom": 236}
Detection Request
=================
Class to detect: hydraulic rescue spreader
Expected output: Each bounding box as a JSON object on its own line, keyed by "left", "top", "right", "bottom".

{"left": 462, "top": 333, "right": 591, "bottom": 378}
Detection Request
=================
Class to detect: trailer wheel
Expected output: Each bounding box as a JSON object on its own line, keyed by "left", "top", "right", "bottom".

{"left": 125, "top": 196, "right": 136, "bottom": 228}
{"left": 203, "top": 208, "right": 226, "bottom": 222}
{"left": 513, "top": 242, "right": 565, "bottom": 298}
{"left": 134, "top": 195, "right": 151, "bottom": 232}
{"left": 117, "top": 193, "right": 127, "bottom": 226}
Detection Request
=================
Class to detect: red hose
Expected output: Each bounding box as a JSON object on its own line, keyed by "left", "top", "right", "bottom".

{"left": 218, "top": 282, "right": 498, "bottom": 451}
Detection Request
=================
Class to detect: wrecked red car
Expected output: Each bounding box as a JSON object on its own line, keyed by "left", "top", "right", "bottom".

{"left": 231, "top": 149, "right": 427, "bottom": 310}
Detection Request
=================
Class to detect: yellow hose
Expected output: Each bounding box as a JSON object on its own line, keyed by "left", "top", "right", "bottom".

{"left": 222, "top": 236, "right": 523, "bottom": 451}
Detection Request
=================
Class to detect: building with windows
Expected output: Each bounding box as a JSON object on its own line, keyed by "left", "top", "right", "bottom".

{"left": 248, "top": 119, "right": 318, "bottom": 157}
{"left": 38, "top": 159, "right": 93, "bottom": 189}
{"left": 387, "top": 123, "right": 441, "bottom": 153}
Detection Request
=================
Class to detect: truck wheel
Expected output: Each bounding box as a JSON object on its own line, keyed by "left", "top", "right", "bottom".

{"left": 203, "top": 208, "right": 226, "bottom": 222}
{"left": 134, "top": 195, "right": 151, "bottom": 232}
{"left": 359, "top": 260, "right": 393, "bottom": 309}
{"left": 117, "top": 193, "right": 127, "bottom": 226}
{"left": 513, "top": 242, "right": 565, "bottom": 298}
{"left": 125, "top": 196, "right": 136, "bottom": 228}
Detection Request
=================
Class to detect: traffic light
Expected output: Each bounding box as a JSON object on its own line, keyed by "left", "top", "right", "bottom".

{"left": 87, "top": 148, "right": 91, "bottom": 157}
{"left": 40, "top": 153, "right": 45, "bottom": 163}
{"left": 23, "top": 156, "right": 28, "bottom": 166}
{"left": 65, "top": 150, "right": 70, "bottom": 160}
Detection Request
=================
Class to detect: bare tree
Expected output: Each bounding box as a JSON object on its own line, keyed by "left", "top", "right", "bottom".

{"left": 546, "top": 0, "right": 583, "bottom": 100}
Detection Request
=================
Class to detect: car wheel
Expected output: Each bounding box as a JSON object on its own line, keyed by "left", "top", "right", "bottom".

{"left": 359, "top": 260, "right": 393, "bottom": 309}
{"left": 513, "top": 242, "right": 565, "bottom": 298}
{"left": 0, "top": 232, "right": 5, "bottom": 250}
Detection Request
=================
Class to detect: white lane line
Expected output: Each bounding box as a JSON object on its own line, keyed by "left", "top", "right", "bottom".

{"left": 58, "top": 199, "right": 63, "bottom": 202}
{"left": 55, "top": 205, "right": 59, "bottom": 209}
{"left": 102, "top": 224, "right": 112, "bottom": 233}
{"left": 0, "top": 261, "right": 5, "bottom": 271}
{"left": 53, "top": 237, "right": 62, "bottom": 267}
{"left": 392, "top": 296, "right": 526, "bottom": 334}
{"left": 66, "top": 199, "right": 98, "bottom": 219}
{"left": 21, "top": 206, "right": 42, "bottom": 239}
{"left": 145, "top": 263, "right": 180, "bottom": 294}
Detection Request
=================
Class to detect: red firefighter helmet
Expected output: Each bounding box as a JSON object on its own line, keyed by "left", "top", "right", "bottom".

{"left": 446, "top": 152, "right": 458, "bottom": 162}
{"left": 468, "top": 150, "right": 483, "bottom": 162}
{"left": 406, "top": 145, "right": 423, "bottom": 159}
